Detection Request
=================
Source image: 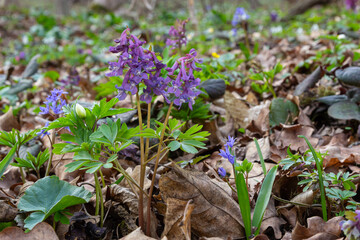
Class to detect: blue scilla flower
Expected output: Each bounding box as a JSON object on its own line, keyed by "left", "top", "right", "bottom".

{"left": 218, "top": 167, "right": 226, "bottom": 178}
{"left": 231, "top": 7, "right": 249, "bottom": 36}
{"left": 219, "top": 147, "right": 235, "bottom": 165}
{"left": 39, "top": 89, "right": 67, "bottom": 115}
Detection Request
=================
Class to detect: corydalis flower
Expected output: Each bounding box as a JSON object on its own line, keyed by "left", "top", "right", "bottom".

{"left": 15, "top": 51, "right": 25, "bottom": 61}
{"left": 60, "top": 68, "right": 80, "bottom": 87}
{"left": 232, "top": 7, "right": 249, "bottom": 36}
{"left": 165, "top": 49, "right": 202, "bottom": 109}
{"left": 107, "top": 28, "right": 168, "bottom": 103}
{"left": 166, "top": 19, "right": 188, "bottom": 50}
{"left": 270, "top": 11, "right": 278, "bottom": 22}
{"left": 340, "top": 210, "right": 360, "bottom": 239}
{"left": 39, "top": 88, "right": 68, "bottom": 115}
{"left": 345, "top": 0, "right": 357, "bottom": 10}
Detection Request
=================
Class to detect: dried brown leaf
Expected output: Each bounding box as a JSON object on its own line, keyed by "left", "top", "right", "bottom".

{"left": 0, "top": 222, "right": 58, "bottom": 240}
{"left": 0, "top": 107, "right": 20, "bottom": 131}
{"left": 224, "top": 91, "right": 249, "bottom": 129}
{"left": 292, "top": 216, "right": 343, "bottom": 240}
{"left": 159, "top": 163, "right": 245, "bottom": 238}
{"left": 119, "top": 227, "right": 157, "bottom": 240}
{"left": 245, "top": 137, "right": 270, "bottom": 163}
{"left": 273, "top": 124, "right": 318, "bottom": 152}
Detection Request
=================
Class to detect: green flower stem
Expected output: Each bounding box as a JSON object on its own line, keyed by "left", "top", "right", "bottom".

{"left": 136, "top": 92, "right": 145, "bottom": 230}
{"left": 15, "top": 132, "right": 26, "bottom": 183}
{"left": 114, "top": 160, "right": 149, "bottom": 198}
{"left": 254, "top": 138, "right": 267, "bottom": 176}
{"left": 147, "top": 138, "right": 171, "bottom": 151}
{"left": 94, "top": 181, "right": 99, "bottom": 217}
{"left": 94, "top": 172, "right": 104, "bottom": 227}
{"left": 267, "top": 79, "right": 277, "bottom": 98}
{"left": 53, "top": 215, "right": 56, "bottom": 230}
{"left": 19, "top": 167, "right": 25, "bottom": 183}
{"left": 45, "top": 130, "right": 56, "bottom": 177}
{"left": 243, "top": 22, "right": 251, "bottom": 55}
{"left": 299, "top": 135, "right": 327, "bottom": 221}
{"left": 99, "top": 169, "right": 106, "bottom": 188}
{"left": 224, "top": 178, "right": 237, "bottom": 193}
{"left": 144, "top": 148, "right": 169, "bottom": 165}
{"left": 144, "top": 102, "right": 152, "bottom": 165}
{"left": 16, "top": 149, "right": 25, "bottom": 183}
{"left": 146, "top": 101, "right": 173, "bottom": 236}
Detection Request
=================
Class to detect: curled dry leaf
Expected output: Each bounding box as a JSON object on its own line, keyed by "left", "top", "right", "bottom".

{"left": 292, "top": 216, "right": 343, "bottom": 240}
{"left": 110, "top": 184, "right": 158, "bottom": 238}
{"left": 159, "top": 163, "right": 245, "bottom": 239}
{"left": 245, "top": 137, "right": 270, "bottom": 163}
{"left": 260, "top": 199, "right": 286, "bottom": 239}
{"left": 120, "top": 165, "right": 152, "bottom": 195}
{"left": 246, "top": 100, "right": 271, "bottom": 135}
{"left": 277, "top": 190, "right": 315, "bottom": 228}
{"left": 119, "top": 227, "right": 157, "bottom": 240}
{"left": 272, "top": 124, "right": 318, "bottom": 153}
{"left": 224, "top": 91, "right": 250, "bottom": 129}
{"left": 180, "top": 200, "right": 195, "bottom": 240}
{"left": 0, "top": 222, "right": 58, "bottom": 240}
{"left": 0, "top": 200, "right": 17, "bottom": 222}
{"left": 0, "top": 107, "right": 20, "bottom": 131}
{"left": 161, "top": 198, "right": 194, "bottom": 240}
{"left": 253, "top": 234, "right": 270, "bottom": 240}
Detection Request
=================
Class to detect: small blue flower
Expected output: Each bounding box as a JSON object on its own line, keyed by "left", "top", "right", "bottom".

{"left": 37, "top": 122, "right": 50, "bottom": 139}
{"left": 218, "top": 167, "right": 226, "bottom": 178}
{"left": 232, "top": 7, "right": 249, "bottom": 27}
{"left": 225, "top": 136, "right": 236, "bottom": 148}
{"left": 219, "top": 148, "right": 235, "bottom": 164}
{"left": 40, "top": 89, "right": 67, "bottom": 115}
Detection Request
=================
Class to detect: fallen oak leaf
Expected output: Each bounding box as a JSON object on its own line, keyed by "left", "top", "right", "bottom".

{"left": 0, "top": 222, "right": 58, "bottom": 240}
{"left": 159, "top": 163, "right": 245, "bottom": 239}
{"left": 179, "top": 199, "right": 195, "bottom": 240}
{"left": 292, "top": 216, "right": 343, "bottom": 240}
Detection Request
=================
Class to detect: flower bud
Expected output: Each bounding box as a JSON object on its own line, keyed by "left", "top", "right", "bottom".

{"left": 75, "top": 104, "right": 86, "bottom": 118}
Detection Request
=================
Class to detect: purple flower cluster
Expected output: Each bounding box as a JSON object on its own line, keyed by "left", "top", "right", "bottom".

{"left": 60, "top": 68, "right": 80, "bottom": 87}
{"left": 39, "top": 88, "right": 68, "bottom": 115}
{"left": 340, "top": 210, "right": 360, "bottom": 239}
{"left": 166, "top": 19, "right": 188, "bottom": 50}
{"left": 232, "top": 8, "right": 249, "bottom": 36}
{"left": 107, "top": 28, "right": 203, "bottom": 109}
{"left": 219, "top": 136, "right": 236, "bottom": 164}
{"left": 106, "top": 28, "right": 169, "bottom": 103}
{"left": 165, "top": 49, "right": 202, "bottom": 109}
{"left": 270, "top": 11, "right": 278, "bottom": 22}
{"left": 15, "top": 51, "right": 26, "bottom": 61}
{"left": 345, "top": 0, "right": 357, "bottom": 10}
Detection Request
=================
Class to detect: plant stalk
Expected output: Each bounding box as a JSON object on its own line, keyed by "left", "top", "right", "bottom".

{"left": 136, "top": 93, "right": 145, "bottom": 230}
{"left": 99, "top": 168, "right": 106, "bottom": 187}
{"left": 145, "top": 102, "right": 173, "bottom": 235}
{"left": 144, "top": 103, "right": 152, "bottom": 163}
{"left": 45, "top": 130, "right": 56, "bottom": 177}
{"left": 94, "top": 172, "right": 104, "bottom": 227}
{"left": 299, "top": 135, "right": 327, "bottom": 221}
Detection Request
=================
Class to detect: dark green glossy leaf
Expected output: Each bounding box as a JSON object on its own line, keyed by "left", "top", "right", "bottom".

{"left": 18, "top": 176, "right": 92, "bottom": 230}
{"left": 328, "top": 101, "right": 360, "bottom": 120}
{"left": 269, "top": 97, "right": 299, "bottom": 127}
